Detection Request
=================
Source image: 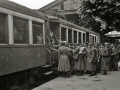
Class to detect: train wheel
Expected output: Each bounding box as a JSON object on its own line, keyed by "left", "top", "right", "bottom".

{"left": 28, "top": 76, "right": 35, "bottom": 86}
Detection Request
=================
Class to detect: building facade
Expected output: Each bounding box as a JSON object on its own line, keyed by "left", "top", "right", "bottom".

{"left": 39, "top": 0, "right": 83, "bottom": 25}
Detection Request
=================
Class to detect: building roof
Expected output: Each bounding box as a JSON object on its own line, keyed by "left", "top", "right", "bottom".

{"left": 0, "top": 0, "right": 45, "bottom": 19}
{"left": 39, "top": 0, "right": 66, "bottom": 11}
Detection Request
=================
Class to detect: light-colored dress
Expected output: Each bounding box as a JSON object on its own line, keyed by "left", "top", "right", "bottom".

{"left": 58, "top": 46, "right": 70, "bottom": 71}
{"left": 74, "top": 47, "right": 86, "bottom": 70}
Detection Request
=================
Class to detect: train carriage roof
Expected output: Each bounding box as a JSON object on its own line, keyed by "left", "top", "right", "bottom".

{"left": 0, "top": 0, "right": 45, "bottom": 20}
{"left": 48, "top": 16, "right": 99, "bottom": 36}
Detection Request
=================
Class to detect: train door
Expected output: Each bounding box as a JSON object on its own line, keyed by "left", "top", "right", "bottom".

{"left": 78, "top": 32, "right": 81, "bottom": 44}
{"left": 68, "top": 29, "right": 72, "bottom": 44}
{"left": 74, "top": 31, "right": 77, "bottom": 44}
{"left": 83, "top": 32, "right": 86, "bottom": 43}
{"left": 49, "top": 22, "right": 60, "bottom": 45}
{"left": 61, "top": 27, "right": 67, "bottom": 41}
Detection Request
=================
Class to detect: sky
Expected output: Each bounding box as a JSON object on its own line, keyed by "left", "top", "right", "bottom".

{"left": 9, "top": 0, "right": 55, "bottom": 9}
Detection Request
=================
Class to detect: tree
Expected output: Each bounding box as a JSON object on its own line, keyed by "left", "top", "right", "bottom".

{"left": 78, "top": 0, "right": 120, "bottom": 34}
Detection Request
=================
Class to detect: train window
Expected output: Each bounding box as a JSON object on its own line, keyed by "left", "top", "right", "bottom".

{"left": 74, "top": 31, "right": 77, "bottom": 43}
{"left": 32, "top": 21, "right": 43, "bottom": 44}
{"left": 13, "top": 16, "right": 28, "bottom": 44}
{"left": 61, "top": 27, "right": 66, "bottom": 41}
{"left": 90, "top": 35, "right": 93, "bottom": 43}
{"left": 95, "top": 36, "right": 96, "bottom": 43}
{"left": 68, "top": 29, "right": 72, "bottom": 43}
{"left": 0, "top": 12, "right": 8, "bottom": 44}
{"left": 79, "top": 32, "right": 81, "bottom": 43}
{"left": 83, "top": 33, "right": 85, "bottom": 43}
{"left": 86, "top": 32, "right": 89, "bottom": 43}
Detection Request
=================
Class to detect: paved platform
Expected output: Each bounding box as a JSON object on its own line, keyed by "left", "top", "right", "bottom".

{"left": 32, "top": 62, "right": 120, "bottom": 90}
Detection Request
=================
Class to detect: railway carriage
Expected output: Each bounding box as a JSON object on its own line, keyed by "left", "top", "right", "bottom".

{"left": 0, "top": 1, "right": 50, "bottom": 90}
{"left": 48, "top": 16, "right": 100, "bottom": 45}
{"left": 0, "top": 1, "right": 100, "bottom": 90}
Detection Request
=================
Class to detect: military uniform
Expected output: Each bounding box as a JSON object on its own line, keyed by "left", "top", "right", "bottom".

{"left": 100, "top": 46, "right": 110, "bottom": 75}
{"left": 112, "top": 45, "right": 119, "bottom": 71}
{"left": 86, "top": 47, "right": 92, "bottom": 71}
{"left": 90, "top": 47, "right": 98, "bottom": 76}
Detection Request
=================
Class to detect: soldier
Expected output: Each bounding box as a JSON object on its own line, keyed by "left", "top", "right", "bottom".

{"left": 86, "top": 43, "right": 93, "bottom": 74}
{"left": 100, "top": 43, "right": 110, "bottom": 75}
{"left": 107, "top": 43, "right": 113, "bottom": 71}
{"left": 89, "top": 44, "right": 98, "bottom": 76}
{"left": 84, "top": 43, "right": 88, "bottom": 73}
{"left": 68, "top": 49, "right": 74, "bottom": 75}
{"left": 111, "top": 43, "right": 119, "bottom": 71}
{"left": 96, "top": 44, "right": 101, "bottom": 73}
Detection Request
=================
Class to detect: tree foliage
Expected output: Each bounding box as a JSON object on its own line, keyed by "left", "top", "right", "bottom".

{"left": 78, "top": 0, "right": 120, "bottom": 34}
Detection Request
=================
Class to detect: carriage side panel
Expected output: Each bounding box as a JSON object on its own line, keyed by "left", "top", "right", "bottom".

{"left": 0, "top": 45, "right": 47, "bottom": 76}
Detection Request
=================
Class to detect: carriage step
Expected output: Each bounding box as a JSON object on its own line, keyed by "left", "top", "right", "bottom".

{"left": 10, "top": 85, "right": 19, "bottom": 90}
{"left": 41, "top": 65, "right": 52, "bottom": 74}
{"left": 43, "top": 71, "right": 53, "bottom": 76}
{"left": 51, "top": 67, "right": 57, "bottom": 71}
{"left": 41, "top": 65, "right": 51, "bottom": 68}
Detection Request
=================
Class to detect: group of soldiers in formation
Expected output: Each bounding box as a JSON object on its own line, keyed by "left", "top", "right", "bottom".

{"left": 57, "top": 41, "right": 120, "bottom": 78}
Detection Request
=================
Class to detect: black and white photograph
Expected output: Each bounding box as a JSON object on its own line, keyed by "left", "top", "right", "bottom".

{"left": 0, "top": 0, "right": 120, "bottom": 90}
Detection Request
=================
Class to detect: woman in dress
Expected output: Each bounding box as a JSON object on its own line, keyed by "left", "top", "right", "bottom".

{"left": 58, "top": 41, "right": 70, "bottom": 77}
{"left": 74, "top": 44, "right": 87, "bottom": 76}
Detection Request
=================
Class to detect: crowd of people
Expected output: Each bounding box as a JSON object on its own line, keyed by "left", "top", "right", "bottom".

{"left": 57, "top": 41, "right": 120, "bottom": 78}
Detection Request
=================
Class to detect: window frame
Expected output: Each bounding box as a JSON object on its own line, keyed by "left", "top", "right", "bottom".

{"left": 73, "top": 30, "right": 77, "bottom": 43}
{"left": 60, "top": 27, "right": 67, "bottom": 41}
{"left": 83, "top": 32, "right": 86, "bottom": 43}
{"left": 32, "top": 20, "right": 44, "bottom": 45}
{"left": 0, "top": 11, "right": 9, "bottom": 45}
{"left": 68, "top": 29, "right": 72, "bottom": 43}
{"left": 13, "top": 16, "right": 29, "bottom": 45}
{"left": 78, "top": 32, "right": 82, "bottom": 44}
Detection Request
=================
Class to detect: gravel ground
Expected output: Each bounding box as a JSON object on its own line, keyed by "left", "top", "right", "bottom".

{"left": 32, "top": 62, "right": 120, "bottom": 90}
